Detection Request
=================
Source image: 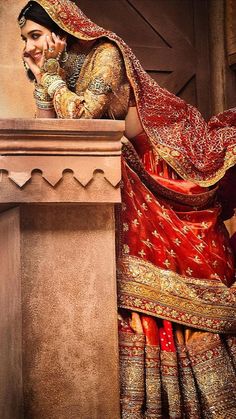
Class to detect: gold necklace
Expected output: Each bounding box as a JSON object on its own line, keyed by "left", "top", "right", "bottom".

{"left": 60, "top": 41, "right": 96, "bottom": 91}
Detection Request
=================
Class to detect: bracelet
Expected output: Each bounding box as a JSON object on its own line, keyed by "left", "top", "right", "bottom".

{"left": 35, "top": 99, "right": 54, "bottom": 110}
{"left": 34, "top": 83, "right": 52, "bottom": 102}
{"left": 41, "top": 73, "right": 66, "bottom": 98}
{"left": 34, "top": 82, "right": 53, "bottom": 110}
{"left": 48, "top": 79, "right": 66, "bottom": 97}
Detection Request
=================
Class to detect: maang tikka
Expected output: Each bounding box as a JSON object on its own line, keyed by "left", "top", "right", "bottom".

{"left": 18, "top": 4, "right": 33, "bottom": 28}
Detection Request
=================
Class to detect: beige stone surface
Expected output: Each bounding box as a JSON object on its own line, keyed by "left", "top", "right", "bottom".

{"left": 0, "top": 204, "right": 120, "bottom": 418}
{"left": 0, "top": 1, "right": 34, "bottom": 117}
{"left": 21, "top": 204, "right": 120, "bottom": 418}
{"left": 0, "top": 208, "right": 23, "bottom": 419}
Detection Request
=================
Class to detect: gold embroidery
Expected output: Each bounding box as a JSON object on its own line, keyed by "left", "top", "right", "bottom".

{"left": 138, "top": 250, "right": 146, "bottom": 258}
{"left": 160, "top": 351, "right": 182, "bottom": 417}
{"left": 145, "top": 345, "right": 162, "bottom": 418}
{"left": 117, "top": 256, "right": 236, "bottom": 333}
{"left": 123, "top": 223, "right": 129, "bottom": 232}
{"left": 145, "top": 194, "right": 152, "bottom": 202}
{"left": 123, "top": 244, "right": 130, "bottom": 255}
{"left": 176, "top": 342, "right": 202, "bottom": 417}
{"left": 173, "top": 238, "right": 181, "bottom": 246}
{"left": 186, "top": 332, "right": 236, "bottom": 417}
{"left": 119, "top": 332, "right": 145, "bottom": 419}
{"left": 122, "top": 142, "right": 218, "bottom": 208}
{"left": 141, "top": 239, "right": 155, "bottom": 249}
{"left": 48, "top": 41, "right": 130, "bottom": 119}
{"left": 88, "top": 76, "right": 112, "bottom": 95}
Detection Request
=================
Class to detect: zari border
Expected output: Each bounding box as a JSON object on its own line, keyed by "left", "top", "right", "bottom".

{"left": 156, "top": 143, "right": 236, "bottom": 187}
{"left": 117, "top": 256, "right": 236, "bottom": 334}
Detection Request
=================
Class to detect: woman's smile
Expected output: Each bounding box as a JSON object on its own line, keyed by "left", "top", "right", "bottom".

{"left": 31, "top": 52, "right": 43, "bottom": 62}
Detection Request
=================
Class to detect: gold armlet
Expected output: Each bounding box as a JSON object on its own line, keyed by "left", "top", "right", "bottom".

{"left": 88, "top": 76, "right": 112, "bottom": 95}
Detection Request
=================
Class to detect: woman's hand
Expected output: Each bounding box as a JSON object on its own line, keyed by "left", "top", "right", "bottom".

{"left": 45, "top": 32, "right": 67, "bottom": 61}
{"left": 23, "top": 33, "right": 66, "bottom": 84}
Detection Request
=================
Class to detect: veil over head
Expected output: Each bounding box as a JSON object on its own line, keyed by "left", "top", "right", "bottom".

{"left": 32, "top": 0, "right": 236, "bottom": 185}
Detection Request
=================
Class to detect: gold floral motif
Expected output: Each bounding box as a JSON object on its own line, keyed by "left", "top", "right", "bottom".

{"left": 138, "top": 249, "right": 146, "bottom": 258}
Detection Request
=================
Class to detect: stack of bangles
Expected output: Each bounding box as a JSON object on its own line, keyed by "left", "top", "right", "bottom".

{"left": 34, "top": 57, "right": 66, "bottom": 110}
{"left": 33, "top": 83, "right": 54, "bottom": 110}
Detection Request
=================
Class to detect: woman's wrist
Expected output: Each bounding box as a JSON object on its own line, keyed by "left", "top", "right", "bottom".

{"left": 39, "top": 56, "right": 66, "bottom": 98}
{"left": 35, "top": 108, "right": 56, "bottom": 119}
{"left": 34, "top": 82, "right": 54, "bottom": 110}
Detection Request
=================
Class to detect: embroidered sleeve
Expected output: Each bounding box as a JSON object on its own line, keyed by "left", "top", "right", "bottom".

{"left": 41, "top": 43, "right": 127, "bottom": 119}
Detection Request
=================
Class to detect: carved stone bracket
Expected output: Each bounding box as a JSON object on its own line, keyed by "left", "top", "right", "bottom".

{"left": 0, "top": 156, "right": 121, "bottom": 188}
{"left": 0, "top": 119, "right": 124, "bottom": 204}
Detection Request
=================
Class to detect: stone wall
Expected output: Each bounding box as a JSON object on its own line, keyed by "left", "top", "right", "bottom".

{"left": 0, "top": 0, "right": 34, "bottom": 118}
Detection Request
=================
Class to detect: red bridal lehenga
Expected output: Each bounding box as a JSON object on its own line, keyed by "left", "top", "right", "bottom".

{"left": 118, "top": 133, "right": 236, "bottom": 418}
{"left": 33, "top": 1, "right": 236, "bottom": 417}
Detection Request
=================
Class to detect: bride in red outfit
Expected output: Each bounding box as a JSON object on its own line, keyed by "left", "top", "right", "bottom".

{"left": 18, "top": 0, "right": 236, "bottom": 416}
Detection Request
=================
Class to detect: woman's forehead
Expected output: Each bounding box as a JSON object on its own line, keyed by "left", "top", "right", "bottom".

{"left": 21, "top": 20, "right": 50, "bottom": 35}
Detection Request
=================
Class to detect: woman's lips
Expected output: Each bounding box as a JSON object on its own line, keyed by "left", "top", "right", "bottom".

{"left": 32, "top": 53, "right": 42, "bottom": 62}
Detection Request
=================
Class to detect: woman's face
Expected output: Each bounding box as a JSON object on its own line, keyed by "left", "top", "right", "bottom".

{"left": 21, "top": 20, "right": 52, "bottom": 64}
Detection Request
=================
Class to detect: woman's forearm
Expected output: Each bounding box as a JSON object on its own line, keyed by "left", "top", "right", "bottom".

{"left": 35, "top": 107, "right": 56, "bottom": 118}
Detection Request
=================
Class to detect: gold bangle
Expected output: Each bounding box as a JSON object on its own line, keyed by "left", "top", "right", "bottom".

{"left": 41, "top": 73, "right": 66, "bottom": 98}
{"left": 34, "top": 83, "right": 51, "bottom": 101}
{"left": 35, "top": 99, "right": 54, "bottom": 110}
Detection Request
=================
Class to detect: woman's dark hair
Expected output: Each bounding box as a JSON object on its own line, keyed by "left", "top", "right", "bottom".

{"left": 18, "top": 1, "right": 65, "bottom": 35}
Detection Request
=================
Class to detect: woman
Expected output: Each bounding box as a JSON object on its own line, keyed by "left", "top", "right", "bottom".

{"left": 18, "top": 1, "right": 236, "bottom": 417}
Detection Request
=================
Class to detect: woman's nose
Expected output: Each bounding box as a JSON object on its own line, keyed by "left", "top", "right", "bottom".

{"left": 25, "top": 39, "right": 35, "bottom": 53}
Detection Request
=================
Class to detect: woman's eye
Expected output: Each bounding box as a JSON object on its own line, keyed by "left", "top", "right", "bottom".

{"left": 31, "top": 34, "right": 40, "bottom": 40}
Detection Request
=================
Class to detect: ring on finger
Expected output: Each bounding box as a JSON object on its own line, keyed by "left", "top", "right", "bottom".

{"left": 48, "top": 47, "right": 55, "bottom": 52}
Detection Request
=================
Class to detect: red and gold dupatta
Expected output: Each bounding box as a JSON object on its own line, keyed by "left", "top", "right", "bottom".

{"left": 34, "top": 0, "right": 236, "bottom": 186}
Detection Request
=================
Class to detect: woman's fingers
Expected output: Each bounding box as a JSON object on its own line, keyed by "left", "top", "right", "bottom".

{"left": 47, "top": 34, "right": 56, "bottom": 53}
{"left": 44, "top": 33, "right": 66, "bottom": 60}
{"left": 43, "top": 34, "right": 48, "bottom": 58}
{"left": 23, "top": 55, "right": 41, "bottom": 80}
{"left": 52, "top": 33, "right": 66, "bottom": 54}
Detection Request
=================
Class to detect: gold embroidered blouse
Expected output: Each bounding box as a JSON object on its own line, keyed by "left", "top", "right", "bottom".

{"left": 42, "top": 40, "right": 131, "bottom": 119}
